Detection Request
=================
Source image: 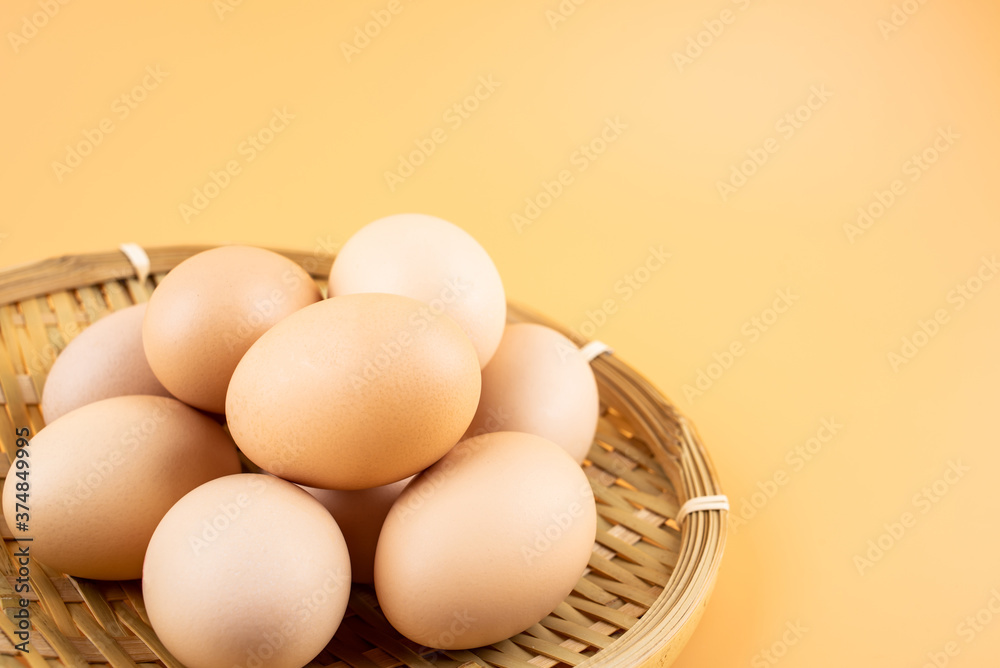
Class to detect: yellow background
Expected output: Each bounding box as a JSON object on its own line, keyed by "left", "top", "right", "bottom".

{"left": 3, "top": 1, "right": 1000, "bottom": 665}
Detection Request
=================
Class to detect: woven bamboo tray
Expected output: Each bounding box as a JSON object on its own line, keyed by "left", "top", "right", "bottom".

{"left": 0, "top": 246, "right": 727, "bottom": 668}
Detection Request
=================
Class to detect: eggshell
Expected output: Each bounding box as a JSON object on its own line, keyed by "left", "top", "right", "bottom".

{"left": 143, "top": 474, "right": 351, "bottom": 668}
{"left": 41, "top": 303, "right": 172, "bottom": 423}
{"left": 143, "top": 246, "right": 321, "bottom": 413}
{"left": 329, "top": 213, "right": 506, "bottom": 367}
{"left": 299, "top": 476, "right": 412, "bottom": 583}
{"left": 2, "top": 395, "right": 241, "bottom": 580}
{"left": 374, "top": 431, "right": 596, "bottom": 649}
{"left": 465, "top": 323, "right": 599, "bottom": 463}
{"left": 227, "top": 293, "right": 481, "bottom": 490}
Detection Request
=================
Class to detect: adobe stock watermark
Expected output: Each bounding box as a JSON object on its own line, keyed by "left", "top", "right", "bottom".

{"left": 25, "top": 297, "right": 133, "bottom": 377}
{"left": 341, "top": 0, "right": 415, "bottom": 63}
{"left": 300, "top": 235, "right": 342, "bottom": 276}
{"left": 853, "top": 459, "right": 969, "bottom": 576}
{"left": 545, "top": 0, "right": 588, "bottom": 30}
{"left": 751, "top": 621, "right": 809, "bottom": 667}
{"left": 236, "top": 567, "right": 351, "bottom": 668}
{"left": 414, "top": 611, "right": 477, "bottom": 655}
{"left": 395, "top": 430, "right": 510, "bottom": 521}
{"left": 919, "top": 588, "right": 1000, "bottom": 668}
{"left": 877, "top": 0, "right": 932, "bottom": 39}
{"left": 7, "top": 0, "right": 70, "bottom": 54}
{"left": 348, "top": 278, "right": 470, "bottom": 390}
{"left": 26, "top": 289, "right": 142, "bottom": 378}
{"left": 512, "top": 116, "right": 628, "bottom": 233}
{"left": 213, "top": 0, "right": 246, "bottom": 20}
{"left": 887, "top": 254, "right": 997, "bottom": 372}
{"left": 384, "top": 75, "right": 501, "bottom": 192}
{"left": 566, "top": 245, "right": 670, "bottom": 340}
{"left": 51, "top": 65, "right": 168, "bottom": 183}
{"left": 716, "top": 85, "right": 833, "bottom": 202}
{"left": 189, "top": 475, "right": 269, "bottom": 555}
{"left": 463, "top": 406, "right": 510, "bottom": 439}
{"left": 64, "top": 404, "right": 171, "bottom": 509}
{"left": 844, "top": 126, "right": 959, "bottom": 243}
{"left": 521, "top": 481, "right": 593, "bottom": 565}
{"left": 178, "top": 106, "right": 294, "bottom": 223}
{"left": 682, "top": 288, "right": 799, "bottom": 403}
{"left": 729, "top": 418, "right": 842, "bottom": 535}
{"left": 26, "top": 318, "right": 82, "bottom": 377}
{"left": 223, "top": 269, "right": 314, "bottom": 353}
{"left": 672, "top": 0, "right": 761, "bottom": 73}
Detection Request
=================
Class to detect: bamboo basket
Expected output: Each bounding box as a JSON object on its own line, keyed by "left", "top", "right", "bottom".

{"left": 0, "top": 246, "right": 727, "bottom": 668}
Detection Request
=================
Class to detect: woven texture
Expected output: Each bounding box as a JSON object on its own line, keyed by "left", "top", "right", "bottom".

{"left": 0, "top": 247, "right": 726, "bottom": 668}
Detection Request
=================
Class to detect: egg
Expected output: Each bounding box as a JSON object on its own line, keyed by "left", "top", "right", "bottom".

{"left": 227, "top": 293, "right": 481, "bottom": 490}
{"left": 41, "top": 303, "right": 172, "bottom": 423}
{"left": 328, "top": 213, "right": 506, "bottom": 367}
{"left": 374, "top": 431, "right": 596, "bottom": 649}
{"left": 143, "top": 246, "right": 321, "bottom": 413}
{"left": 2, "top": 395, "right": 240, "bottom": 579}
{"left": 465, "top": 323, "right": 599, "bottom": 463}
{"left": 299, "top": 476, "right": 412, "bottom": 583}
{"left": 143, "top": 474, "right": 351, "bottom": 668}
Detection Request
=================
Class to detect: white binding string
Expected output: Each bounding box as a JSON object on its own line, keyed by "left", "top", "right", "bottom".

{"left": 675, "top": 495, "right": 730, "bottom": 525}
{"left": 119, "top": 243, "right": 151, "bottom": 283}
{"left": 580, "top": 340, "right": 614, "bottom": 362}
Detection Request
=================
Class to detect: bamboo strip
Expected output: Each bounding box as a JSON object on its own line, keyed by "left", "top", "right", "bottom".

{"left": 0, "top": 247, "right": 727, "bottom": 668}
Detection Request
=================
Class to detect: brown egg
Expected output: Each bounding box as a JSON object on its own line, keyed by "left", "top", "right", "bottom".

{"left": 2, "top": 396, "right": 240, "bottom": 580}
{"left": 143, "top": 474, "right": 351, "bottom": 668}
{"left": 143, "top": 246, "right": 321, "bottom": 413}
{"left": 465, "top": 323, "right": 599, "bottom": 463}
{"left": 299, "top": 476, "right": 412, "bottom": 583}
{"left": 374, "top": 431, "right": 596, "bottom": 649}
{"left": 329, "top": 213, "right": 506, "bottom": 367}
{"left": 41, "top": 303, "right": 172, "bottom": 423}
{"left": 227, "top": 293, "right": 481, "bottom": 490}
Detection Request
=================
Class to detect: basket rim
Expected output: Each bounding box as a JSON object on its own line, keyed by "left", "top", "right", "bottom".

{"left": 0, "top": 245, "right": 728, "bottom": 667}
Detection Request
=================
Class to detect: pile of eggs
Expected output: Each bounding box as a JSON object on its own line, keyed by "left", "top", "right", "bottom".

{"left": 3, "top": 214, "right": 603, "bottom": 668}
